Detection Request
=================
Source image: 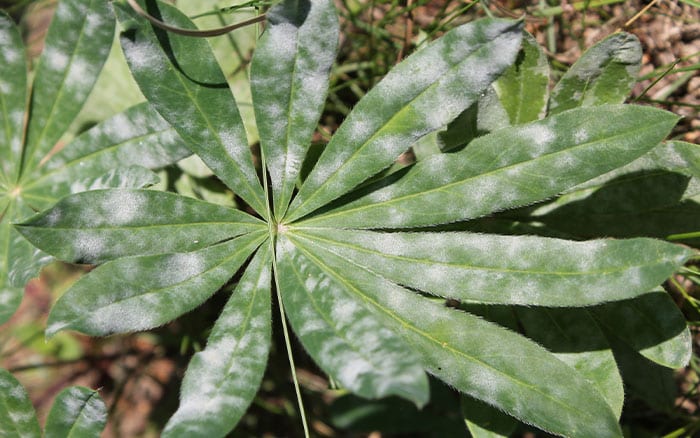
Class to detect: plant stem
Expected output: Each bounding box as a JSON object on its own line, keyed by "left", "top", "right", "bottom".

{"left": 271, "top": 250, "right": 311, "bottom": 438}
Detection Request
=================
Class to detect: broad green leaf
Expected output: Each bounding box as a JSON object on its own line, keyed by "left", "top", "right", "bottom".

{"left": 549, "top": 32, "right": 641, "bottom": 114}
{"left": 461, "top": 395, "right": 517, "bottom": 438}
{"left": 21, "top": 102, "right": 190, "bottom": 209}
{"left": 114, "top": 0, "right": 267, "bottom": 216}
{"left": 21, "top": 0, "right": 115, "bottom": 175}
{"left": 287, "top": 235, "right": 622, "bottom": 437}
{"left": 301, "top": 105, "right": 679, "bottom": 229}
{"left": 44, "top": 387, "right": 107, "bottom": 438}
{"left": 493, "top": 32, "right": 549, "bottom": 124}
{"left": 277, "top": 235, "right": 429, "bottom": 406}
{"left": 45, "top": 231, "right": 266, "bottom": 337}
{"left": 517, "top": 308, "right": 624, "bottom": 417}
{"left": 251, "top": 0, "right": 338, "bottom": 219}
{"left": 292, "top": 228, "right": 692, "bottom": 306}
{"left": 164, "top": 245, "right": 272, "bottom": 437}
{"left": 0, "top": 368, "right": 41, "bottom": 438}
{"left": 592, "top": 291, "right": 691, "bottom": 368}
{"left": 285, "top": 19, "right": 524, "bottom": 222}
{"left": 16, "top": 189, "right": 265, "bottom": 264}
{"left": 0, "top": 11, "right": 27, "bottom": 183}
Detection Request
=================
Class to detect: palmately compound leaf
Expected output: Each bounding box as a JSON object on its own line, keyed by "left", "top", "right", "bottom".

{"left": 0, "top": 1, "right": 190, "bottom": 325}
{"left": 549, "top": 32, "right": 642, "bottom": 114}
{"left": 163, "top": 245, "right": 272, "bottom": 436}
{"left": 0, "top": 368, "right": 41, "bottom": 438}
{"left": 44, "top": 387, "right": 107, "bottom": 438}
{"left": 20, "top": 0, "right": 690, "bottom": 436}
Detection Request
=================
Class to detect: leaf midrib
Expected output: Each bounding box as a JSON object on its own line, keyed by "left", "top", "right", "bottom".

{"left": 288, "top": 234, "right": 595, "bottom": 422}
{"left": 294, "top": 229, "right": 672, "bottom": 277}
{"left": 298, "top": 119, "right": 670, "bottom": 225}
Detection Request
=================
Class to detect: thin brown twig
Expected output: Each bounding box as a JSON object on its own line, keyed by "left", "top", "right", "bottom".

{"left": 126, "top": 0, "right": 266, "bottom": 37}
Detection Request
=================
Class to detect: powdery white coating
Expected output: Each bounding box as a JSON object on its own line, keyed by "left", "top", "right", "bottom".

{"left": 43, "top": 46, "right": 69, "bottom": 71}
{"left": 100, "top": 190, "right": 147, "bottom": 225}
{"left": 0, "top": 289, "right": 15, "bottom": 306}
{"left": 518, "top": 123, "right": 555, "bottom": 156}
{"left": 159, "top": 253, "right": 206, "bottom": 285}
{"left": 72, "top": 233, "right": 106, "bottom": 261}
{"left": 1, "top": 45, "right": 19, "bottom": 63}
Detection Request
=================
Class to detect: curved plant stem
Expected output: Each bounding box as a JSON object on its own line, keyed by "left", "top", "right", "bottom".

{"left": 126, "top": 0, "right": 266, "bottom": 37}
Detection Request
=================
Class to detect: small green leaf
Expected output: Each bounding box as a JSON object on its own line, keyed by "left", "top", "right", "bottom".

{"left": 21, "top": 0, "right": 115, "bottom": 175}
{"left": 278, "top": 235, "right": 430, "bottom": 406}
{"left": 493, "top": 31, "right": 549, "bottom": 124}
{"left": 593, "top": 290, "right": 692, "bottom": 369}
{"left": 45, "top": 231, "right": 266, "bottom": 337}
{"left": 461, "top": 395, "right": 517, "bottom": 438}
{"left": 549, "top": 32, "right": 641, "bottom": 114}
{"left": 0, "top": 368, "right": 41, "bottom": 438}
{"left": 16, "top": 189, "right": 265, "bottom": 264}
{"left": 293, "top": 228, "right": 692, "bottom": 306}
{"left": 301, "top": 105, "right": 679, "bottom": 229}
{"left": 285, "top": 18, "right": 524, "bottom": 222}
{"left": 251, "top": 0, "right": 339, "bottom": 219}
{"left": 44, "top": 387, "right": 107, "bottom": 438}
{"left": 517, "top": 308, "right": 624, "bottom": 417}
{"left": 114, "top": 0, "right": 267, "bottom": 216}
{"left": 164, "top": 245, "right": 272, "bottom": 437}
{"left": 289, "top": 237, "right": 622, "bottom": 437}
{"left": 0, "top": 11, "right": 27, "bottom": 183}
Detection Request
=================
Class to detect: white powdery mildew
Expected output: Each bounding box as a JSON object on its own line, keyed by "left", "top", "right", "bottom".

{"left": 101, "top": 190, "right": 146, "bottom": 225}
{"left": 518, "top": 123, "right": 555, "bottom": 157}
{"left": 161, "top": 253, "right": 206, "bottom": 285}
{"left": 219, "top": 129, "right": 258, "bottom": 182}
{"left": 84, "top": 11, "right": 104, "bottom": 37}
{"left": 43, "top": 46, "right": 69, "bottom": 71}
{"left": 72, "top": 233, "right": 106, "bottom": 261}
{"left": 1, "top": 45, "right": 19, "bottom": 63}
{"left": 65, "top": 57, "right": 93, "bottom": 92}
{"left": 0, "top": 290, "right": 14, "bottom": 306}
{"left": 266, "top": 22, "right": 298, "bottom": 63}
